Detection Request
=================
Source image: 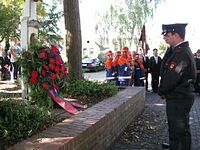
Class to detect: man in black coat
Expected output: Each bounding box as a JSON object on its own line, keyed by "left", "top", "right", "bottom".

{"left": 158, "top": 23, "right": 196, "bottom": 150}
{"left": 149, "top": 48, "right": 162, "bottom": 92}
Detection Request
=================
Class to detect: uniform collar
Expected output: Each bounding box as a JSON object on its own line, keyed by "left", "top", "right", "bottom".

{"left": 174, "top": 41, "right": 189, "bottom": 49}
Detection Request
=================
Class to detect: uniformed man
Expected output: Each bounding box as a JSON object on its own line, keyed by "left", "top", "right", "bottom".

{"left": 117, "top": 47, "right": 131, "bottom": 86}
{"left": 158, "top": 23, "right": 196, "bottom": 150}
{"left": 105, "top": 50, "right": 115, "bottom": 83}
{"left": 113, "top": 51, "right": 121, "bottom": 85}
{"left": 133, "top": 54, "right": 144, "bottom": 86}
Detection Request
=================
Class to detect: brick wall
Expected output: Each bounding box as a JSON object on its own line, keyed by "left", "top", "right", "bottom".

{"left": 12, "top": 87, "right": 145, "bottom": 150}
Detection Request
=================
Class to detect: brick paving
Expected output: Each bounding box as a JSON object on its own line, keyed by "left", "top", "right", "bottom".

{"left": 109, "top": 92, "right": 200, "bottom": 150}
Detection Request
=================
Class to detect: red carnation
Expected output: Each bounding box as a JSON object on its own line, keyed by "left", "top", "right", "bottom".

{"left": 41, "top": 70, "right": 46, "bottom": 76}
{"left": 61, "top": 65, "right": 66, "bottom": 73}
{"left": 49, "top": 64, "right": 55, "bottom": 71}
{"left": 59, "top": 74, "right": 64, "bottom": 79}
{"left": 49, "top": 58, "right": 55, "bottom": 64}
{"left": 42, "top": 82, "right": 49, "bottom": 89}
{"left": 52, "top": 82, "right": 59, "bottom": 90}
{"left": 51, "top": 45, "right": 59, "bottom": 55}
{"left": 54, "top": 66, "right": 60, "bottom": 73}
{"left": 38, "top": 49, "right": 47, "bottom": 59}
{"left": 55, "top": 56, "right": 62, "bottom": 65}
{"left": 31, "top": 71, "right": 38, "bottom": 78}
{"left": 42, "top": 64, "right": 49, "bottom": 70}
{"left": 50, "top": 73, "right": 57, "bottom": 80}
{"left": 29, "top": 78, "right": 38, "bottom": 85}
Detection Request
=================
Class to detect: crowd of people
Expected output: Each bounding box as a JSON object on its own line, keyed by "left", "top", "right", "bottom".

{"left": 104, "top": 45, "right": 163, "bottom": 92}
{"left": 104, "top": 44, "right": 200, "bottom": 96}
{"left": 0, "top": 37, "right": 22, "bottom": 81}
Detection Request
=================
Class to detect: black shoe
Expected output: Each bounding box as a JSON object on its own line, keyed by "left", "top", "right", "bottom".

{"left": 162, "top": 143, "right": 170, "bottom": 149}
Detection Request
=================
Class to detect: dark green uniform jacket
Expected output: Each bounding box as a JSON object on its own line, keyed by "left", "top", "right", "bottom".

{"left": 158, "top": 41, "right": 196, "bottom": 99}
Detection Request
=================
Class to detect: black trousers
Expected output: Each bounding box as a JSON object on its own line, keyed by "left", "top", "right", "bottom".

{"left": 166, "top": 98, "right": 194, "bottom": 150}
{"left": 151, "top": 73, "right": 159, "bottom": 92}
{"left": 145, "top": 70, "right": 149, "bottom": 90}
{"left": 12, "top": 62, "right": 19, "bottom": 80}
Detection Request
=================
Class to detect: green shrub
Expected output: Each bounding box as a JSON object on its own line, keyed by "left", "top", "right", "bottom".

{"left": 61, "top": 79, "right": 119, "bottom": 100}
{"left": 0, "top": 99, "right": 52, "bottom": 145}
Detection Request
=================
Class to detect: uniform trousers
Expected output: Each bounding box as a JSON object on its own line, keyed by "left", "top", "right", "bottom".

{"left": 166, "top": 98, "right": 194, "bottom": 150}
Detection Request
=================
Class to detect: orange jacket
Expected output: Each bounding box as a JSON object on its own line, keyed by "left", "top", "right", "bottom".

{"left": 128, "top": 54, "right": 134, "bottom": 66}
{"left": 139, "top": 61, "right": 144, "bottom": 69}
{"left": 105, "top": 58, "right": 113, "bottom": 69}
{"left": 134, "top": 60, "right": 144, "bottom": 69}
{"left": 118, "top": 55, "right": 129, "bottom": 66}
{"left": 113, "top": 56, "right": 120, "bottom": 67}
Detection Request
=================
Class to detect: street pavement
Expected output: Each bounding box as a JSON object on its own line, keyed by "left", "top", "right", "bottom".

{"left": 84, "top": 70, "right": 106, "bottom": 82}
{"left": 109, "top": 91, "right": 200, "bottom": 150}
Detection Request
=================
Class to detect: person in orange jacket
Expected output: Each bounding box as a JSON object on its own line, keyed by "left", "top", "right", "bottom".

{"left": 133, "top": 54, "right": 145, "bottom": 86}
{"left": 113, "top": 51, "right": 121, "bottom": 85}
{"left": 117, "top": 47, "right": 131, "bottom": 86}
{"left": 105, "top": 50, "right": 115, "bottom": 83}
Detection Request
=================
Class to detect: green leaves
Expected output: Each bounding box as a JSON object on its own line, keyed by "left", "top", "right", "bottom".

{"left": 0, "top": 2, "right": 22, "bottom": 41}
{"left": 62, "top": 79, "right": 119, "bottom": 102}
{"left": 0, "top": 99, "right": 52, "bottom": 145}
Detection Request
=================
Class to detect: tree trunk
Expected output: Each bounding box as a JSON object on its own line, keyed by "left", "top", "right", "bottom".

{"left": 63, "top": 0, "right": 83, "bottom": 79}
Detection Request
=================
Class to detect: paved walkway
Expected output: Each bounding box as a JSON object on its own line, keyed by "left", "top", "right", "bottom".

{"left": 109, "top": 92, "right": 200, "bottom": 150}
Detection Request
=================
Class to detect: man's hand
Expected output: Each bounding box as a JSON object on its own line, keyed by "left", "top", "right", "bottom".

{"left": 157, "top": 90, "right": 165, "bottom": 99}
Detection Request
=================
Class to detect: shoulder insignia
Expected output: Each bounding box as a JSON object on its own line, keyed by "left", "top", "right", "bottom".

{"left": 169, "top": 61, "right": 177, "bottom": 69}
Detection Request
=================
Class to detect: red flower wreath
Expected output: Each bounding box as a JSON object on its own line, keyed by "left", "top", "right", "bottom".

{"left": 21, "top": 44, "right": 69, "bottom": 91}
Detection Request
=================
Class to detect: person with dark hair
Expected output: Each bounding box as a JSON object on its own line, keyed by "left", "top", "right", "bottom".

{"left": 105, "top": 50, "right": 115, "bottom": 83}
{"left": 113, "top": 50, "right": 121, "bottom": 86}
{"left": 117, "top": 47, "right": 131, "bottom": 86}
{"left": 158, "top": 23, "right": 196, "bottom": 150}
{"left": 149, "top": 48, "right": 162, "bottom": 92}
